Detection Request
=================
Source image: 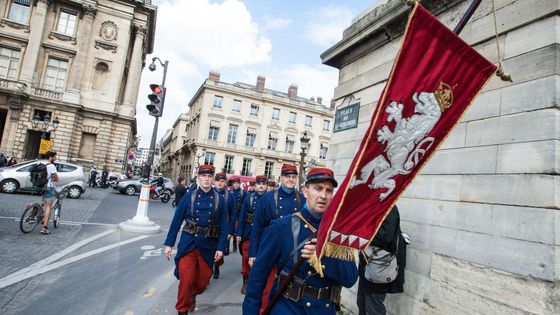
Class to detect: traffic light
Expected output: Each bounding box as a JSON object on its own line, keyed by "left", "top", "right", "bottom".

{"left": 146, "top": 84, "right": 166, "bottom": 117}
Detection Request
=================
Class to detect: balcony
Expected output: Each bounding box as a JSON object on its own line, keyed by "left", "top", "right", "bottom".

{"left": 32, "top": 87, "right": 62, "bottom": 100}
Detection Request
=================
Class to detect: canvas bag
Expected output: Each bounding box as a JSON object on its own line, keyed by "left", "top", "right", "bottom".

{"left": 364, "top": 234, "right": 399, "bottom": 284}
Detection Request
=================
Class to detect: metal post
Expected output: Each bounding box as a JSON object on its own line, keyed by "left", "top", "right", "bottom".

{"left": 299, "top": 149, "right": 305, "bottom": 187}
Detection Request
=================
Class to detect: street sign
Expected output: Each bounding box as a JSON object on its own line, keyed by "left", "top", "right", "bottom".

{"left": 128, "top": 148, "right": 135, "bottom": 161}
{"left": 334, "top": 102, "right": 360, "bottom": 133}
{"left": 39, "top": 139, "right": 53, "bottom": 154}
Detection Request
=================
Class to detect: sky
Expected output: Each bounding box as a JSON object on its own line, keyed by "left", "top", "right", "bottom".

{"left": 135, "top": 0, "right": 383, "bottom": 147}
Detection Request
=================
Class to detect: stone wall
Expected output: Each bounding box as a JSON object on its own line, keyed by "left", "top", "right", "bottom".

{"left": 325, "top": 0, "right": 559, "bottom": 314}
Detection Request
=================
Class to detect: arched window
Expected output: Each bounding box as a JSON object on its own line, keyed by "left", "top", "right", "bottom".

{"left": 92, "top": 61, "right": 109, "bottom": 90}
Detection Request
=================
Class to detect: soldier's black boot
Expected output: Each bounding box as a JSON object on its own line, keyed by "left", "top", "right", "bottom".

{"left": 232, "top": 239, "right": 238, "bottom": 253}
{"left": 178, "top": 312, "right": 188, "bottom": 315}
{"left": 241, "top": 276, "right": 248, "bottom": 295}
{"left": 213, "top": 264, "right": 220, "bottom": 279}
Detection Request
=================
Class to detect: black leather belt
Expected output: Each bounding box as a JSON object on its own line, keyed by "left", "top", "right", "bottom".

{"left": 245, "top": 212, "right": 254, "bottom": 224}
{"left": 183, "top": 219, "right": 219, "bottom": 238}
{"left": 279, "top": 271, "right": 341, "bottom": 303}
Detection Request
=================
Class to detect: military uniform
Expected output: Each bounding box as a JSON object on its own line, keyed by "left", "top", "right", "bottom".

{"left": 164, "top": 165, "right": 229, "bottom": 314}
{"left": 243, "top": 205, "right": 358, "bottom": 314}
{"left": 212, "top": 172, "right": 236, "bottom": 279}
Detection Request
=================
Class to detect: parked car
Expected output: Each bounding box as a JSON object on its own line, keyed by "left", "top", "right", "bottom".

{"left": 0, "top": 160, "right": 86, "bottom": 198}
{"left": 113, "top": 177, "right": 174, "bottom": 196}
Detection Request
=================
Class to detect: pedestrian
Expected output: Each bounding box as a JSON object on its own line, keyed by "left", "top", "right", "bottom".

{"left": 40, "top": 151, "right": 58, "bottom": 235}
{"left": 243, "top": 167, "right": 358, "bottom": 314}
{"left": 357, "top": 206, "right": 406, "bottom": 315}
{"left": 89, "top": 164, "right": 97, "bottom": 187}
{"left": 174, "top": 177, "right": 187, "bottom": 206}
{"left": 236, "top": 175, "right": 267, "bottom": 294}
{"left": 7, "top": 155, "right": 17, "bottom": 166}
{"left": 101, "top": 167, "right": 109, "bottom": 188}
{"left": 163, "top": 165, "right": 229, "bottom": 315}
{"left": 0, "top": 153, "right": 6, "bottom": 167}
{"left": 229, "top": 176, "right": 245, "bottom": 253}
{"left": 248, "top": 164, "right": 305, "bottom": 313}
{"left": 212, "top": 172, "right": 236, "bottom": 279}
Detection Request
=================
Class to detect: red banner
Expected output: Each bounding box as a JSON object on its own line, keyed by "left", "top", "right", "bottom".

{"left": 310, "top": 3, "right": 497, "bottom": 274}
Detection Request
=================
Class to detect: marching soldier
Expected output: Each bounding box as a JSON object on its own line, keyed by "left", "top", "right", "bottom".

{"left": 212, "top": 172, "right": 236, "bottom": 279}
{"left": 267, "top": 179, "right": 277, "bottom": 191}
{"left": 243, "top": 168, "right": 358, "bottom": 314}
{"left": 230, "top": 176, "right": 246, "bottom": 253}
{"left": 248, "top": 164, "right": 305, "bottom": 313}
{"left": 236, "top": 175, "right": 268, "bottom": 294}
{"left": 247, "top": 181, "right": 256, "bottom": 194}
{"left": 163, "top": 165, "right": 229, "bottom": 315}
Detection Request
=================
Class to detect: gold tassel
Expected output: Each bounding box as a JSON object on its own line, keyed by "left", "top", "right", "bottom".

{"left": 496, "top": 64, "right": 513, "bottom": 82}
{"left": 308, "top": 252, "right": 324, "bottom": 278}
{"left": 310, "top": 242, "right": 360, "bottom": 277}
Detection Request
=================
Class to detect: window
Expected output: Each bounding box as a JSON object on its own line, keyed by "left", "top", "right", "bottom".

{"left": 285, "top": 135, "right": 294, "bottom": 153}
{"left": 268, "top": 132, "right": 278, "bottom": 150}
{"left": 213, "top": 95, "right": 223, "bottom": 108}
{"left": 43, "top": 57, "right": 68, "bottom": 91}
{"left": 241, "top": 158, "right": 252, "bottom": 176}
{"left": 305, "top": 115, "right": 313, "bottom": 127}
{"left": 204, "top": 152, "right": 215, "bottom": 165}
{"left": 227, "top": 124, "right": 238, "bottom": 144}
{"left": 56, "top": 11, "right": 78, "bottom": 36}
{"left": 58, "top": 163, "right": 77, "bottom": 172}
{"left": 265, "top": 161, "right": 274, "bottom": 179}
{"left": 245, "top": 128, "right": 256, "bottom": 147}
{"left": 250, "top": 104, "right": 259, "bottom": 116}
{"left": 272, "top": 108, "right": 280, "bottom": 120}
{"left": 224, "top": 155, "right": 234, "bottom": 174}
{"left": 208, "top": 121, "right": 220, "bottom": 141}
{"left": 323, "top": 119, "right": 330, "bottom": 131}
{"left": 78, "top": 132, "right": 96, "bottom": 159}
{"left": 320, "top": 143, "right": 328, "bottom": 159}
{"left": 289, "top": 112, "right": 296, "bottom": 124}
{"left": 232, "top": 99, "right": 241, "bottom": 112}
{"left": 0, "top": 46, "right": 20, "bottom": 79}
{"left": 8, "top": 0, "right": 30, "bottom": 24}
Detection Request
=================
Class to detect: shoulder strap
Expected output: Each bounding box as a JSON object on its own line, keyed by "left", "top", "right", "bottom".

{"left": 274, "top": 190, "right": 279, "bottom": 218}
{"left": 190, "top": 191, "right": 196, "bottom": 218}
{"left": 224, "top": 189, "right": 229, "bottom": 202}
{"left": 249, "top": 194, "right": 255, "bottom": 209}
{"left": 276, "top": 215, "right": 317, "bottom": 276}
{"left": 293, "top": 212, "right": 317, "bottom": 233}
{"left": 295, "top": 191, "right": 301, "bottom": 208}
{"left": 214, "top": 191, "right": 219, "bottom": 212}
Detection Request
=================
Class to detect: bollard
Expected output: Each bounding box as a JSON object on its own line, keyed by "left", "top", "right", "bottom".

{"left": 119, "top": 184, "right": 161, "bottom": 234}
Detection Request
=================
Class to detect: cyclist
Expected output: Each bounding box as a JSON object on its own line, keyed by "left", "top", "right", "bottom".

{"left": 41, "top": 151, "right": 58, "bottom": 235}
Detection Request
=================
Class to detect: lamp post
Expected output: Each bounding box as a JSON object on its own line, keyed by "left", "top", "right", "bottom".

{"left": 299, "top": 131, "right": 310, "bottom": 187}
{"left": 32, "top": 112, "right": 60, "bottom": 133}
{"left": 144, "top": 56, "right": 169, "bottom": 179}
{"left": 194, "top": 147, "right": 207, "bottom": 173}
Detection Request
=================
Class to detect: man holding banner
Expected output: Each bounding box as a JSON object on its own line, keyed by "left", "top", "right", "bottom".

{"left": 307, "top": 1, "right": 497, "bottom": 281}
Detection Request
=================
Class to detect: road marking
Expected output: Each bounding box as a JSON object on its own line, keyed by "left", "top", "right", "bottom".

{"left": 0, "top": 216, "right": 117, "bottom": 227}
{"left": 0, "top": 233, "right": 149, "bottom": 289}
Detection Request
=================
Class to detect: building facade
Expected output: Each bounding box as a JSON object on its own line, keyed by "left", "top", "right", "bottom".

{"left": 0, "top": 0, "right": 156, "bottom": 172}
{"left": 160, "top": 72, "right": 334, "bottom": 183}
{"left": 324, "top": 0, "right": 559, "bottom": 314}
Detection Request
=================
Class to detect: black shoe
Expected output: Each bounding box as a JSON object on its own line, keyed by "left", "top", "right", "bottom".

{"left": 232, "top": 240, "right": 238, "bottom": 253}
{"left": 241, "top": 277, "right": 248, "bottom": 295}
{"left": 213, "top": 265, "right": 220, "bottom": 279}
{"left": 178, "top": 312, "right": 188, "bottom": 315}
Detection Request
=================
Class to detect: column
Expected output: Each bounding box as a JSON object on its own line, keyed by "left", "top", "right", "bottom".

{"left": 69, "top": 4, "right": 97, "bottom": 92}
{"left": 120, "top": 23, "right": 146, "bottom": 116}
{"left": 19, "top": 0, "right": 49, "bottom": 86}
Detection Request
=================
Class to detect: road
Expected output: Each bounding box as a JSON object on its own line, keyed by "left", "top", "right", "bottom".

{"left": 0, "top": 188, "right": 245, "bottom": 315}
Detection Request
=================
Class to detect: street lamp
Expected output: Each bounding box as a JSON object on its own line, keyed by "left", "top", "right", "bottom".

{"left": 299, "top": 130, "right": 310, "bottom": 187}
{"left": 143, "top": 56, "right": 169, "bottom": 179}
{"left": 194, "top": 147, "right": 207, "bottom": 172}
{"left": 32, "top": 112, "right": 60, "bottom": 132}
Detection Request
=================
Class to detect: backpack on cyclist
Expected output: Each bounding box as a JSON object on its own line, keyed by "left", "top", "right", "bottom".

{"left": 30, "top": 163, "right": 49, "bottom": 190}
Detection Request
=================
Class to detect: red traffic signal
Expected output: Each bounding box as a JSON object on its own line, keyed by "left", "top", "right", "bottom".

{"left": 146, "top": 84, "right": 166, "bottom": 117}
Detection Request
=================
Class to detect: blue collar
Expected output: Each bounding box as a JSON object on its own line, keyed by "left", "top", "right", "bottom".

{"left": 280, "top": 185, "right": 295, "bottom": 195}
{"left": 197, "top": 187, "right": 213, "bottom": 196}
{"left": 300, "top": 204, "right": 322, "bottom": 227}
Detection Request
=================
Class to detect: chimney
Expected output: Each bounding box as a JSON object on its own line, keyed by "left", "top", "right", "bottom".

{"left": 208, "top": 70, "right": 221, "bottom": 82}
{"left": 256, "top": 75, "right": 265, "bottom": 92}
{"left": 310, "top": 97, "right": 315, "bottom": 103}
{"left": 288, "top": 84, "right": 298, "bottom": 99}
{"left": 317, "top": 96, "right": 323, "bottom": 105}
{"left": 330, "top": 100, "right": 336, "bottom": 110}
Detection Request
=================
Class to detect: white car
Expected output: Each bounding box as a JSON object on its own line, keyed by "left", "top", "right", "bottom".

{"left": 0, "top": 160, "right": 86, "bottom": 198}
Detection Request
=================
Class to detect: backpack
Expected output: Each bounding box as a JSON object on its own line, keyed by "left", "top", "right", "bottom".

{"left": 30, "top": 163, "right": 49, "bottom": 190}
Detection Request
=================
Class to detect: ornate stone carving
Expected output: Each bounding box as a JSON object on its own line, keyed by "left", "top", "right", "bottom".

{"left": 94, "top": 39, "right": 117, "bottom": 53}
{"left": 48, "top": 31, "right": 77, "bottom": 45}
{"left": 0, "top": 18, "right": 30, "bottom": 33}
{"left": 99, "top": 21, "right": 118, "bottom": 41}
{"left": 133, "top": 24, "right": 147, "bottom": 37}
{"left": 82, "top": 4, "right": 97, "bottom": 18}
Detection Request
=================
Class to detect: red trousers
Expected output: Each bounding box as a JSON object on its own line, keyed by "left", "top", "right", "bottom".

{"left": 259, "top": 266, "right": 277, "bottom": 315}
{"left": 176, "top": 248, "right": 212, "bottom": 312}
{"left": 240, "top": 240, "right": 251, "bottom": 276}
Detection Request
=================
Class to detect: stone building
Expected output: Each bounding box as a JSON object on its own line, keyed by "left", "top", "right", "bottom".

{"left": 0, "top": 0, "right": 156, "bottom": 172}
{"left": 160, "top": 71, "right": 334, "bottom": 183}
{"left": 323, "top": 0, "right": 559, "bottom": 313}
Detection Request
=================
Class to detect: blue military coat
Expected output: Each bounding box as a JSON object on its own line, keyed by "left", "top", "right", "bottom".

{"left": 229, "top": 187, "right": 247, "bottom": 234}
{"left": 242, "top": 205, "right": 358, "bottom": 314}
{"left": 164, "top": 187, "right": 229, "bottom": 279}
{"left": 214, "top": 187, "right": 236, "bottom": 235}
{"left": 236, "top": 190, "right": 265, "bottom": 241}
{"left": 248, "top": 186, "right": 305, "bottom": 258}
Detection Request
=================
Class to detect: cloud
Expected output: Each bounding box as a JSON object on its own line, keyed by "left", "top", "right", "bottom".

{"left": 305, "top": 5, "right": 356, "bottom": 47}
{"left": 262, "top": 16, "right": 291, "bottom": 31}
{"left": 276, "top": 64, "right": 338, "bottom": 105}
{"left": 155, "top": 0, "right": 272, "bottom": 68}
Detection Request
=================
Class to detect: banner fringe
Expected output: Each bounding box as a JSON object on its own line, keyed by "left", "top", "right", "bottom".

{"left": 310, "top": 242, "right": 359, "bottom": 277}
{"left": 308, "top": 252, "right": 324, "bottom": 278}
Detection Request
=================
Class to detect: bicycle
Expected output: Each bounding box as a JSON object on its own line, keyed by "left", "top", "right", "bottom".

{"left": 20, "top": 187, "right": 69, "bottom": 233}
